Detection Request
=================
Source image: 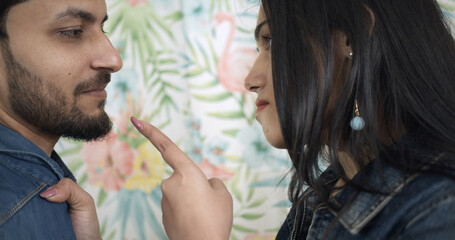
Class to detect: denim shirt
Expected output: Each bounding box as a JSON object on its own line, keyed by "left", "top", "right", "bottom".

{"left": 0, "top": 124, "right": 77, "bottom": 239}
{"left": 276, "top": 135, "right": 455, "bottom": 240}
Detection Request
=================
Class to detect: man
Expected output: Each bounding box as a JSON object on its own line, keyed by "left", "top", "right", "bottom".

{"left": 0, "top": 0, "right": 122, "bottom": 239}
{"left": 44, "top": 117, "right": 233, "bottom": 240}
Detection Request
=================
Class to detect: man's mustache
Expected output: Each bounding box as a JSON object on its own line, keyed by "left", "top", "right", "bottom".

{"left": 73, "top": 72, "right": 111, "bottom": 96}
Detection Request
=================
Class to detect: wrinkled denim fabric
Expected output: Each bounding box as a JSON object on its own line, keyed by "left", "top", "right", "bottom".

{"left": 276, "top": 133, "right": 455, "bottom": 240}
{"left": 0, "top": 124, "right": 77, "bottom": 239}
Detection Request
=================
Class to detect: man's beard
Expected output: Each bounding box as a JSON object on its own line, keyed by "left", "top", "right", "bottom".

{"left": 1, "top": 42, "right": 112, "bottom": 141}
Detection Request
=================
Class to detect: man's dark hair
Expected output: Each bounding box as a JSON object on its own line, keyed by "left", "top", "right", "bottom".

{"left": 0, "top": 0, "right": 29, "bottom": 38}
{"left": 262, "top": 0, "right": 455, "bottom": 204}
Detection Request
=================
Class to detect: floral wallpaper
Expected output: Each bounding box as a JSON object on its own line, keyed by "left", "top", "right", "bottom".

{"left": 56, "top": 0, "right": 455, "bottom": 239}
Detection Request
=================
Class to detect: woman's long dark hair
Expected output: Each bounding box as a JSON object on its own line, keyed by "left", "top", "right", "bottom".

{"left": 262, "top": 0, "right": 455, "bottom": 203}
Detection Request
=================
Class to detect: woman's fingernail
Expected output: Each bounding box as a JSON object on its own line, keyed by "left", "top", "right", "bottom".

{"left": 131, "top": 116, "right": 143, "bottom": 130}
{"left": 40, "top": 187, "right": 58, "bottom": 198}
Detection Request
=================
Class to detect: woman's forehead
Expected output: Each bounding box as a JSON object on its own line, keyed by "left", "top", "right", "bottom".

{"left": 256, "top": 5, "right": 266, "bottom": 25}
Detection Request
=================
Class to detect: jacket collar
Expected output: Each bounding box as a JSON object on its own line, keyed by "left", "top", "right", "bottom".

{"left": 0, "top": 123, "right": 76, "bottom": 181}
{"left": 327, "top": 131, "right": 443, "bottom": 235}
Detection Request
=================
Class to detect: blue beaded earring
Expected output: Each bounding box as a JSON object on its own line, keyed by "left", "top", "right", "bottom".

{"left": 350, "top": 100, "right": 365, "bottom": 131}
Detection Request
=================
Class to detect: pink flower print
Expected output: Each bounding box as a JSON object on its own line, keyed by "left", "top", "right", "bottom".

{"left": 82, "top": 132, "right": 134, "bottom": 191}
{"left": 113, "top": 92, "right": 144, "bottom": 136}
{"left": 127, "top": 0, "right": 147, "bottom": 7}
{"left": 197, "top": 158, "right": 235, "bottom": 181}
{"left": 244, "top": 233, "right": 276, "bottom": 240}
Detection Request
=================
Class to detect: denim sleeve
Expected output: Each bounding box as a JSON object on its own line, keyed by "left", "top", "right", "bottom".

{"left": 395, "top": 192, "right": 455, "bottom": 240}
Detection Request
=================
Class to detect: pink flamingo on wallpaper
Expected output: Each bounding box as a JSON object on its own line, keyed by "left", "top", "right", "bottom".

{"left": 127, "top": 0, "right": 147, "bottom": 7}
{"left": 215, "top": 12, "right": 258, "bottom": 93}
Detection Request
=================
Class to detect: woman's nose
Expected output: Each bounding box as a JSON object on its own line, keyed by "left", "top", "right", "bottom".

{"left": 244, "top": 56, "right": 266, "bottom": 93}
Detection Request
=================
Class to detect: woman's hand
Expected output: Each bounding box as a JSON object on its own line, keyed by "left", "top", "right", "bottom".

{"left": 40, "top": 178, "right": 101, "bottom": 240}
{"left": 131, "top": 117, "right": 233, "bottom": 240}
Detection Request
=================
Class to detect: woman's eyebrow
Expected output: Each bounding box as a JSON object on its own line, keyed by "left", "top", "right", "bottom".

{"left": 254, "top": 20, "right": 268, "bottom": 42}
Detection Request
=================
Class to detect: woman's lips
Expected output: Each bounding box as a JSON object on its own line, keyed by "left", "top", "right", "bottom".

{"left": 255, "top": 99, "right": 269, "bottom": 113}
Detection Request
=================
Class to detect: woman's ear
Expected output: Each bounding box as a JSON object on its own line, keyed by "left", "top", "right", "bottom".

{"left": 364, "top": 5, "right": 376, "bottom": 36}
{"left": 333, "top": 31, "right": 352, "bottom": 59}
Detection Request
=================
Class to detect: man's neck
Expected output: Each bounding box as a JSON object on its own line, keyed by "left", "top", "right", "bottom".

{"left": 0, "top": 111, "right": 59, "bottom": 157}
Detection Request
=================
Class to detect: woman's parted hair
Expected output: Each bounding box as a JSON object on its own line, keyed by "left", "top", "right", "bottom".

{"left": 262, "top": 0, "right": 455, "bottom": 203}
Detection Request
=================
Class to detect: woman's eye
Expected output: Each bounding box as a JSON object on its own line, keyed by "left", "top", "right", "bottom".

{"left": 256, "top": 35, "right": 272, "bottom": 53}
{"left": 59, "top": 29, "right": 83, "bottom": 38}
{"left": 262, "top": 35, "right": 272, "bottom": 50}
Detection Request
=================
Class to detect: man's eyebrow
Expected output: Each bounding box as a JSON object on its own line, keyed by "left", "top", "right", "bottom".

{"left": 254, "top": 20, "right": 268, "bottom": 42}
{"left": 55, "top": 7, "right": 108, "bottom": 23}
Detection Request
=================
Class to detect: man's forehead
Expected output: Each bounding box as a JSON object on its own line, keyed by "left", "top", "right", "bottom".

{"left": 7, "top": 0, "right": 107, "bottom": 23}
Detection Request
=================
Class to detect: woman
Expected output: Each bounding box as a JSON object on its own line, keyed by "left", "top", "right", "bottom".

{"left": 249, "top": 0, "right": 455, "bottom": 239}
{"left": 44, "top": 0, "right": 455, "bottom": 239}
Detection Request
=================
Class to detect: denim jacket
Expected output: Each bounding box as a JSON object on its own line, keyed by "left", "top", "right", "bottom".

{"left": 0, "top": 124, "right": 77, "bottom": 239}
{"left": 276, "top": 134, "right": 455, "bottom": 240}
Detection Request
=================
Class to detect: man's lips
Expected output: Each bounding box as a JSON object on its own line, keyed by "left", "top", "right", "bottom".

{"left": 80, "top": 85, "right": 108, "bottom": 98}
{"left": 255, "top": 99, "right": 269, "bottom": 113}
{"left": 81, "top": 89, "right": 107, "bottom": 98}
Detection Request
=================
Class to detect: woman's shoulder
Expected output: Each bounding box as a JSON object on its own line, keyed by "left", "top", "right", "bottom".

{"left": 390, "top": 150, "right": 455, "bottom": 216}
{"left": 382, "top": 168, "right": 455, "bottom": 239}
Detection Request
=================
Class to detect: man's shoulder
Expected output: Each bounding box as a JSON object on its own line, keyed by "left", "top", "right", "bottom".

{"left": 0, "top": 158, "right": 53, "bottom": 209}
{"left": 0, "top": 160, "right": 51, "bottom": 227}
{"left": 0, "top": 173, "right": 76, "bottom": 239}
{"left": 0, "top": 154, "right": 76, "bottom": 239}
{"left": 0, "top": 150, "right": 62, "bottom": 182}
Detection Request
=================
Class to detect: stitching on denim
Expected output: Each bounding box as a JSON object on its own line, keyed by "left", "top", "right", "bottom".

{"left": 390, "top": 183, "right": 455, "bottom": 239}
{"left": 349, "top": 174, "right": 410, "bottom": 220}
{"left": 0, "top": 156, "right": 46, "bottom": 182}
{"left": 339, "top": 173, "right": 419, "bottom": 235}
{"left": 0, "top": 182, "right": 49, "bottom": 226}
{"left": 0, "top": 150, "right": 64, "bottom": 179}
{"left": 342, "top": 152, "right": 446, "bottom": 234}
{"left": 307, "top": 205, "right": 328, "bottom": 238}
{"left": 351, "top": 153, "right": 446, "bottom": 224}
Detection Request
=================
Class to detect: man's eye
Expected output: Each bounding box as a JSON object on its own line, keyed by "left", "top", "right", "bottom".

{"left": 59, "top": 29, "right": 83, "bottom": 38}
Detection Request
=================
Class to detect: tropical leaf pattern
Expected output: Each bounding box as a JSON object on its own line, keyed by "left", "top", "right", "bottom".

{"left": 56, "top": 0, "right": 455, "bottom": 239}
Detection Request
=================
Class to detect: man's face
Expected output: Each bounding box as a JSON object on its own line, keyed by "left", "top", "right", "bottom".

{"left": 0, "top": 0, "right": 123, "bottom": 141}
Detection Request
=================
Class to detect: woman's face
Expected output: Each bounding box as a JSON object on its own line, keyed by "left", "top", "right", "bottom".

{"left": 245, "top": 5, "right": 352, "bottom": 148}
{"left": 244, "top": 6, "right": 286, "bottom": 149}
